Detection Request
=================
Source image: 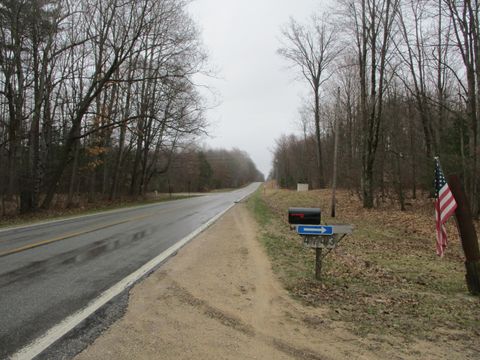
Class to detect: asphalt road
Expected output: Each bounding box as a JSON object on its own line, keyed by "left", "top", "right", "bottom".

{"left": 0, "top": 183, "right": 260, "bottom": 359}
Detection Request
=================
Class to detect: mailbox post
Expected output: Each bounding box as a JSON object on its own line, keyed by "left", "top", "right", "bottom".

{"left": 288, "top": 208, "right": 353, "bottom": 280}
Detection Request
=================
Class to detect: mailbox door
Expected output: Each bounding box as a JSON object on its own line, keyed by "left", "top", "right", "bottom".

{"left": 288, "top": 207, "right": 321, "bottom": 225}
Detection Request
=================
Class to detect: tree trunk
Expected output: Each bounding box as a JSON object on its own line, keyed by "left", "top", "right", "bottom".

{"left": 314, "top": 89, "right": 325, "bottom": 188}
{"left": 67, "top": 140, "right": 80, "bottom": 207}
{"left": 362, "top": 159, "right": 374, "bottom": 208}
{"left": 394, "top": 154, "right": 405, "bottom": 211}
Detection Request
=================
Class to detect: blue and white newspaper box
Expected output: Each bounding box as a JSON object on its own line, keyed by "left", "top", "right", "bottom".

{"left": 288, "top": 207, "right": 353, "bottom": 279}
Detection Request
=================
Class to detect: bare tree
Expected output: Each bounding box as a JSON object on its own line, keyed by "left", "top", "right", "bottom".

{"left": 444, "top": 0, "right": 480, "bottom": 215}
{"left": 342, "top": 0, "right": 400, "bottom": 208}
{"left": 271, "top": 0, "right": 480, "bottom": 215}
{"left": 278, "top": 16, "right": 338, "bottom": 188}
{"left": 42, "top": 0, "right": 152, "bottom": 208}
{"left": 396, "top": 0, "right": 436, "bottom": 159}
{"left": 0, "top": 0, "right": 210, "bottom": 214}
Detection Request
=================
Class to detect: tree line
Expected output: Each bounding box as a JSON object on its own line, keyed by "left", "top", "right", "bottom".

{"left": 275, "top": 0, "right": 480, "bottom": 215}
{"left": 160, "top": 147, "right": 264, "bottom": 194}
{"left": 0, "top": 0, "right": 213, "bottom": 215}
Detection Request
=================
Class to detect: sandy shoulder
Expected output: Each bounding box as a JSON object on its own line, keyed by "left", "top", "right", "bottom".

{"left": 75, "top": 203, "right": 454, "bottom": 360}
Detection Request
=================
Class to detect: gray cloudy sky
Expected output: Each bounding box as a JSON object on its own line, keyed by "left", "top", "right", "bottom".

{"left": 188, "top": 0, "right": 328, "bottom": 178}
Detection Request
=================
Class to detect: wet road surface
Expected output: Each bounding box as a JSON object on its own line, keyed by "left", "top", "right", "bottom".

{"left": 0, "top": 183, "right": 260, "bottom": 358}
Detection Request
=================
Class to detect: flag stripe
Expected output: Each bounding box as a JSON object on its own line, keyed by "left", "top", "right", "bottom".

{"left": 439, "top": 196, "right": 457, "bottom": 215}
{"left": 438, "top": 184, "right": 449, "bottom": 197}
{"left": 439, "top": 190, "right": 454, "bottom": 208}
{"left": 440, "top": 195, "right": 455, "bottom": 213}
{"left": 441, "top": 201, "right": 456, "bottom": 222}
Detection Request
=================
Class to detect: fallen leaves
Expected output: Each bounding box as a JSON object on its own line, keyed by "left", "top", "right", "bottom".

{"left": 252, "top": 188, "right": 480, "bottom": 351}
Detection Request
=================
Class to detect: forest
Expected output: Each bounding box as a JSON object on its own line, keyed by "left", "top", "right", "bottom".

{"left": 0, "top": 0, "right": 263, "bottom": 215}
{"left": 161, "top": 148, "right": 264, "bottom": 194}
{"left": 275, "top": 0, "right": 480, "bottom": 215}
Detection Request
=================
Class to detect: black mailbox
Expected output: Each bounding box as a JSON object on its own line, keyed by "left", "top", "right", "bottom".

{"left": 288, "top": 207, "right": 321, "bottom": 225}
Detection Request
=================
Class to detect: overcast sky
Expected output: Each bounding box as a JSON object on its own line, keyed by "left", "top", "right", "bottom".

{"left": 188, "top": 0, "right": 330, "bottom": 178}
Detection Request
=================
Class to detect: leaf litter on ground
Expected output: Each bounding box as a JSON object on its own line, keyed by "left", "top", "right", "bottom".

{"left": 248, "top": 187, "right": 480, "bottom": 353}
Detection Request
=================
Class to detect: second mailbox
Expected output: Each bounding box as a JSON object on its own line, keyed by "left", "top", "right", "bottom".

{"left": 288, "top": 207, "right": 321, "bottom": 225}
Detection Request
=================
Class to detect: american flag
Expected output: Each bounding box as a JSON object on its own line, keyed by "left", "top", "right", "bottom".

{"left": 434, "top": 157, "right": 457, "bottom": 257}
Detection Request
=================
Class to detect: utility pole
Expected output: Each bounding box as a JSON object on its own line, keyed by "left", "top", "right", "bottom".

{"left": 331, "top": 87, "right": 341, "bottom": 218}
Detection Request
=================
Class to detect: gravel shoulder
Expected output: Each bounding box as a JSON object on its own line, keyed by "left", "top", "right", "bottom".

{"left": 74, "top": 202, "right": 462, "bottom": 360}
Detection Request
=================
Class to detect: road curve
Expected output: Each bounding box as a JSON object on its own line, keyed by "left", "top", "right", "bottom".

{"left": 0, "top": 183, "right": 261, "bottom": 359}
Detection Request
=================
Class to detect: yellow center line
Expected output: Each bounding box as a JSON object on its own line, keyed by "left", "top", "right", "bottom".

{"left": 0, "top": 212, "right": 157, "bottom": 258}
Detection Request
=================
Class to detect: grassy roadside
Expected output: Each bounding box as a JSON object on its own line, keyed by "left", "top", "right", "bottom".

{"left": 0, "top": 195, "right": 194, "bottom": 229}
{"left": 247, "top": 188, "right": 315, "bottom": 288}
{"left": 247, "top": 188, "right": 480, "bottom": 350}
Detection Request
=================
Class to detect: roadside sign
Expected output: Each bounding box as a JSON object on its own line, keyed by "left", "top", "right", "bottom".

{"left": 287, "top": 206, "right": 354, "bottom": 281}
{"left": 296, "top": 224, "right": 353, "bottom": 236}
{"left": 297, "top": 225, "right": 333, "bottom": 236}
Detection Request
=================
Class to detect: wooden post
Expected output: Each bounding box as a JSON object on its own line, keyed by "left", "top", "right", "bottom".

{"left": 315, "top": 248, "right": 323, "bottom": 280}
{"left": 447, "top": 175, "right": 480, "bottom": 295}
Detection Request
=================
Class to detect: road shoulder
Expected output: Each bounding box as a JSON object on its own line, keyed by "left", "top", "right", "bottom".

{"left": 74, "top": 203, "right": 448, "bottom": 360}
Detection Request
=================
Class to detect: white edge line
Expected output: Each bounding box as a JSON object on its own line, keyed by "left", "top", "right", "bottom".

{"left": 10, "top": 194, "right": 250, "bottom": 360}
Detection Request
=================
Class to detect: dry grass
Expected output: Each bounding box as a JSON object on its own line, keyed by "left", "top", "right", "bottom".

{"left": 248, "top": 188, "right": 480, "bottom": 348}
